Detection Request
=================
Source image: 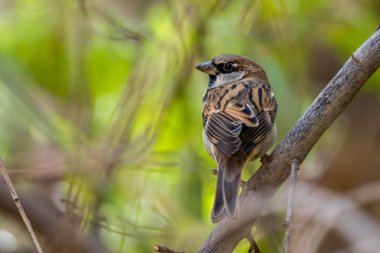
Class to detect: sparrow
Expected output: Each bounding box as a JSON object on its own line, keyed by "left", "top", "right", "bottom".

{"left": 195, "top": 54, "right": 278, "bottom": 223}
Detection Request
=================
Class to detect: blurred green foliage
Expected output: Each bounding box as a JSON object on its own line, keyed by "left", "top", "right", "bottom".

{"left": 0, "top": 0, "right": 379, "bottom": 252}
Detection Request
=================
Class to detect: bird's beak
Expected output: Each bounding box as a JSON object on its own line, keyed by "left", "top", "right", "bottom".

{"left": 194, "top": 61, "right": 217, "bottom": 75}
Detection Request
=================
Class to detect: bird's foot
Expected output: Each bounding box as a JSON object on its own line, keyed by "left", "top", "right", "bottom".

{"left": 240, "top": 179, "right": 247, "bottom": 188}
{"left": 260, "top": 154, "right": 272, "bottom": 165}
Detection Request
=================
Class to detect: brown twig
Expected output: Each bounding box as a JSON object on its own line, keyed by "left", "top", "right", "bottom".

{"left": 247, "top": 232, "right": 261, "bottom": 253}
{"left": 0, "top": 159, "right": 45, "bottom": 253}
{"left": 154, "top": 245, "right": 185, "bottom": 253}
{"left": 197, "top": 29, "right": 380, "bottom": 253}
{"left": 284, "top": 159, "right": 299, "bottom": 253}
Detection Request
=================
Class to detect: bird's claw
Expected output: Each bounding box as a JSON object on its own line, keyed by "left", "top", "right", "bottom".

{"left": 240, "top": 179, "right": 247, "bottom": 188}
{"left": 260, "top": 154, "right": 271, "bottom": 165}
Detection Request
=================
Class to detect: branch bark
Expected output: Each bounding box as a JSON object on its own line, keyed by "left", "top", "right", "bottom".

{"left": 197, "top": 29, "right": 380, "bottom": 253}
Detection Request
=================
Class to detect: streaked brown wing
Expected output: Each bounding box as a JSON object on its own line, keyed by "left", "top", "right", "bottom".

{"left": 204, "top": 102, "right": 260, "bottom": 156}
{"left": 238, "top": 111, "right": 274, "bottom": 157}
{"left": 263, "top": 94, "right": 277, "bottom": 112}
{"left": 237, "top": 82, "right": 277, "bottom": 157}
{"left": 237, "top": 82, "right": 277, "bottom": 154}
{"left": 247, "top": 80, "right": 277, "bottom": 113}
{"left": 204, "top": 112, "right": 242, "bottom": 156}
{"left": 224, "top": 103, "right": 259, "bottom": 127}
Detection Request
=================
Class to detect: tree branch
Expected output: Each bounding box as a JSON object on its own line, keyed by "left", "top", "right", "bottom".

{"left": 0, "top": 160, "right": 44, "bottom": 253}
{"left": 197, "top": 29, "right": 380, "bottom": 253}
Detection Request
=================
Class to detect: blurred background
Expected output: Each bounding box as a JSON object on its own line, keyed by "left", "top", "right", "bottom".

{"left": 0, "top": 0, "right": 379, "bottom": 252}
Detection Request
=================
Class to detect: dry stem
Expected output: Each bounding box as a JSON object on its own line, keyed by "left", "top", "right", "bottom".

{"left": 0, "top": 159, "right": 45, "bottom": 253}
{"left": 284, "top": 158, "right": 300, "bottom": 253}
{"left": 154, "top": 245, "right": 185, "bottom": 253}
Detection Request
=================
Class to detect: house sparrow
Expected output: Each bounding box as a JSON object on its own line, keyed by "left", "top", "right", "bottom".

{"left": 195, "top": 54, "right": 278, "bottom": 223}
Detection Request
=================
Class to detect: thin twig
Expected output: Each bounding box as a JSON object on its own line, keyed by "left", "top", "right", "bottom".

{"left": 153, "top": 245, "right": 185, "bottom": 253}
{"left": 284, "top": 158, "right": 299, "bottom": 253}
{"left": 247, "top": 232, "right": 261, "bottom": 253}
{"left": 0, "top": 159, "right": 45, "bottom": 253}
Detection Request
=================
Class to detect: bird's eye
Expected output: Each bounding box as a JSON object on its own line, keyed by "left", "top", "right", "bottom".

{"left": 222, "top": 63, "right": 234, "bottom": 72}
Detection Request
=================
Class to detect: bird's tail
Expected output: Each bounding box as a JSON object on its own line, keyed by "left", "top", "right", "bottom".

{"left": 211, "top": 159, "right": 243, "bottom": 223}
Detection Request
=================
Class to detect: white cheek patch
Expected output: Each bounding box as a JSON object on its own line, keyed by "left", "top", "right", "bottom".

{"left": 214, "top": 71, "right": 245, "bottom": 87}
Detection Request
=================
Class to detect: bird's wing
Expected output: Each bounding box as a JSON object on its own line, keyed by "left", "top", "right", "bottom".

{"left": 238, "top": 82, "right": 277, "bottom": 157}
{"left": 204, "top": 103, "right": 259, "bottom": 156}
{"left": 249, "top": 81, "right": 277, "bottom": 113}
{"left": 238, "top": 112, "right": 273, "bottom": 157}
{"left": 204, "top": 112, "right": 242, "bottom": 156}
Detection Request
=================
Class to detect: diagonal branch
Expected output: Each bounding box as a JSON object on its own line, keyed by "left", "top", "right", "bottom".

{"left": 197, "top": 29, "right": 380, "bottom": 253}
{"left": 0, "top": 160, "right": 44, "bottom": 253}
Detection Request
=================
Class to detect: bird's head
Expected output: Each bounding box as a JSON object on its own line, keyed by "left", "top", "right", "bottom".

{"left": 195, "top": 54, "right": 267, "bottom": 88}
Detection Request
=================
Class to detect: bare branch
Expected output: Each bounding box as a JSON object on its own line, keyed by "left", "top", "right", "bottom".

{"left": 197, "top": 29, "right": 380, "bottom": 253}
{"left": 0, "top": 160, "right": 45, "bottom": 253}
